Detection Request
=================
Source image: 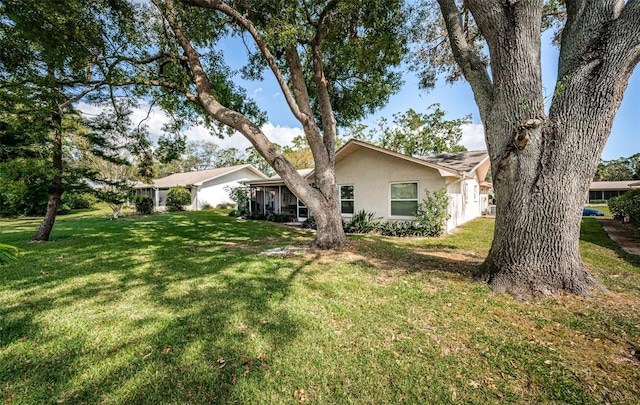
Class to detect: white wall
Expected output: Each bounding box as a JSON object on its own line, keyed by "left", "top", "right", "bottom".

{"left": 195, "top": 168, "right": 263, "bottom": 209}
{"left": 446, "top": 178, "right": 483, "bottom": 232}
{"left": 335, "top": 147, "right": 446, "bottom": 221}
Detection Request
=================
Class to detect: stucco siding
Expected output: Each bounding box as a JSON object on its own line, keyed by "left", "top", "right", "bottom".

{"left": 335, "top": 147, "right": 446, "bottom": 221}
{"left": 195, "top": 168, "right": 263, "bottom": 209}
{"left": 446, "top": 178, "right": 482, "bottom": 231}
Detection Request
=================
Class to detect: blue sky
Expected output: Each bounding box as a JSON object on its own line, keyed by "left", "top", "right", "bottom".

{"left": 214, "top": 32, "right": 639, "bottom": 161}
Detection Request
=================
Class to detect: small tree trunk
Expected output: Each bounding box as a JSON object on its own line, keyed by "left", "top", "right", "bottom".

{"left": 112, "top": 204, "right": 122, "bottom": 219}
{"left": 30, "top": 110, "right": 63, "bottom": 242}
{"left": 30, "top": 191, "right": 62, "bottom": 242}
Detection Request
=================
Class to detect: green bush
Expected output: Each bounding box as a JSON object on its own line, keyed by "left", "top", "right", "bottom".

{"left": 589, "top": 199, "right": 607, "bottom": 205}
{"left": 266, "top": 212, "right": 293, "bottom": 222}
{"left": 608, "top": 190, "right": 640, "bottom": 225}
{"left": 133, "top": 195, "right": 154, "bottom": 215}
{"left": 344, "top": 210, "right": 377, "bottom": 234}
{"left": 0, "top": 243, "right": 19, "bottom": 265}
{"left": 301, "top": 216, "right": 316, "bottom": 229}
{"left": 414, "top": 189, "right": 450, "bottom": 236}
{"left": 166, "top": 186, "right": 192, "bottom": 211}
{"left": 59, "top": 192, "right": 97, "bottom": 213}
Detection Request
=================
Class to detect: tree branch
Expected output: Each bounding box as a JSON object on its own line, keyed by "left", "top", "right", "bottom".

{"left": 609, "top": 0, "right": 640, "bottom": 69}
{"left": 437, "top": 0, "right": 493, "bottom": 121}
{"left": 179, "top": 0, "right": 306, "bottom": 123}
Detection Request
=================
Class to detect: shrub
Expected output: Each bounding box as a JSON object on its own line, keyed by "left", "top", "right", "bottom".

{"left": 301, "top": 216, "right": 316, "bottom": 229}
{"left": 0, "top": 243, "right": 19, "bottom": 265}
{"left": 225, "top": 186, "right": 251, "bottom": 216}
{"left": 377, "top": 220, "right": 423, "bottom": 237}
{"left": 133, "top": 195, "right": 154, "bottom": 215}
{"left": 166, "top": 186, "right": 192, "bottom": 211}
{"left": 61, "top": 192, "right": 97, "bottom": 210}
{"left": 266, "top": 212, "right": 293, "bottom": 222}
{"left": 608, "top": 190, "right": 640, "bottom": 225}
{"left": 414, "top": 189, "right": 450, "bottom": 237}
{"left": 344, "top": 210, "right": 377, "bottom": 234}
{"left": 248, "top": 211, "right": 267, "bottom": 220}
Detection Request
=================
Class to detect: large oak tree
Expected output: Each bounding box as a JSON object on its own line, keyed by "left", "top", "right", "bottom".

{"left": 415, "top": 0, "right": 639, "bottom": 297}
{"left": 127, "top": 0, "right": 408, "bottom": 248}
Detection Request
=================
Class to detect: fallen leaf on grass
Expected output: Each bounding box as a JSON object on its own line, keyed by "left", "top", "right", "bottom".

{"left": 258, "top": 354, "right": 268, "bottom": 362}
{"left": 293, "top": 389, "right": 307, "bottom": 403}
{"left": 161, "top": 347, "right": 172, "bottom": 355}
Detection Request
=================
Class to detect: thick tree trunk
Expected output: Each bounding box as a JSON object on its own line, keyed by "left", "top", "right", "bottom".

{"left": 437, "top": 0, "right": 640, "bottom": 297}
{"left": 30, "top": 111, "right": 63, "bottom": 242}
{"left": 477, "top": 122, "right": 605, "bottom": 297}
{"left": 312, "top": 203, "right": 348, "bottom": 249}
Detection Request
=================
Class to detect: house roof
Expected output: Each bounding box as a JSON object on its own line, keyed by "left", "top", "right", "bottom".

{"left": 589, "top": 180, "right": 638, "bottom": 191}
{"left": 241, "top": 139, "right": 491, "bottom": 187}
{"left": 241, "top": 169, "right": 314, "bottom": 186}
{"left": 135, "top": 164, "right": 267, "bottom": 189}
{"left": 420, "top": 150, "right": 489, "bottom": 174}
{"left": 335, "top": 140, "right": 490, "bottom": 180}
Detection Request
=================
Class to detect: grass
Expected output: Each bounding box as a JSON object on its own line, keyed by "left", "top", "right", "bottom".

{"left": 1, "top": 207, "right": 639, "bottom": 404}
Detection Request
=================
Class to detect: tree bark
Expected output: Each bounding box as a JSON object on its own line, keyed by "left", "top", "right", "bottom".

{"left": 30, "top": 111, "right": 64, "bottom": 242}
{"left": 438, "top": 0, "right": 640, "bottom": 296}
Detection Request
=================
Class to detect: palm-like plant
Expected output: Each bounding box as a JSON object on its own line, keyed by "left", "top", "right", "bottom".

{"left": 0, "top": 243, "right": 19, "bottom": 265}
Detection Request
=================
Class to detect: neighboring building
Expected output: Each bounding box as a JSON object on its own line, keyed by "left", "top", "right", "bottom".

{"left": 133, "top": 164, "right": 268, "bottom": 211}
{"left": 587, "top": 180, "right": 639, "bottom": 203}
{"left": 243, "top": 140, "right": 492, "bottom": 233}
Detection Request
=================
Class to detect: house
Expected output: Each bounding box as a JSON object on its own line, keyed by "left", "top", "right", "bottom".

{"left": 587, "top": 180, "right": 639, "bottom": 203}
{"left": 243, "top": 140, "right": 492, "bottom": 232}
{"left": 133, "top": 164, "right": 268, "bottom": 211}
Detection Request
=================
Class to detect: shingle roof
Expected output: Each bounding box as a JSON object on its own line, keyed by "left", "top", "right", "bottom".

{"left": 419, "top": 150, "right": 489, "bottom": 173}
{"left": 135, "top": 164, "right": 267, "bottom": 189}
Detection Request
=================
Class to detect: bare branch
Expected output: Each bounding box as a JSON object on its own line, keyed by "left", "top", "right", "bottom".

{"left": 437, "top": 0, "right": 493, "bottom": 121}
{"left": 59, "top": 82, "right": 107, "bottom": 110}
{"left": 180, "top": 0, "right": 306, "bottom": 122}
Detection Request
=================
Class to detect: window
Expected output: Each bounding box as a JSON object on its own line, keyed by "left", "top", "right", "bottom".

{"left": 390, "top": 182, "right": 418, "bottom": 216}
{"left": 339, "top": 185, "right": 354, "bottom": 215}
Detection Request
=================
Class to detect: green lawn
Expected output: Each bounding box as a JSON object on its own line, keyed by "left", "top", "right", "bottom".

{"left": 1, "top": 208, "right": 639, "bottom": 404}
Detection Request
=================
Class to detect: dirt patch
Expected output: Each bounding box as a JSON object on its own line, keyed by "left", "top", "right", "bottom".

{"left": 597, "top": 219, "right": 640, "bottom": 256}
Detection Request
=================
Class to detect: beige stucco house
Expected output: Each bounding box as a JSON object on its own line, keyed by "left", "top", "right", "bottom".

{"left": 134, "top": 164, "right": 268, "bottom": 211}
{"left": 244, "top": 140, "right": 492, "bottom": 232}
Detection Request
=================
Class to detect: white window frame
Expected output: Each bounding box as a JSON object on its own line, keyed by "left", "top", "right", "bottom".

{"left": 339, "top": 184, "right": 355, "bottom": 216}
{"left": 389, "top": 181, "right": 419, "bottom": 218}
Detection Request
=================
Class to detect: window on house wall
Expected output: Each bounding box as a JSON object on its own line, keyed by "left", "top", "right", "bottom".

{"left": 474, "top": 185, "right": 478, "bottom": 202}
{"left": 339, "top": 185, "right": 354, "bottom": 215}
{"left": 390, "top": 182, "right": 418, "bottom": 216}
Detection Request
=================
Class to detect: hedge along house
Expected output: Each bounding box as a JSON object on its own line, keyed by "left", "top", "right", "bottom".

{"left": 133, "top": 164, "right": 268, "bottom": 211}
{"left": 243, "top": 140, "right": 492, "bottom": 232}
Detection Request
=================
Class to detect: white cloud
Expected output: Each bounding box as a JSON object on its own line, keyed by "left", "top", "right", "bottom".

{"left": 252, "top": 87, "right": 263, "bottom": 99}
{"left": 460, "top": 123, "right": 487, "bottom": 151}
{"left": 76, "top": 100, "right": 302, "bottom": 151}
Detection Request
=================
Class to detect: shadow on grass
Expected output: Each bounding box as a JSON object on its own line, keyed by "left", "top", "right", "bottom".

{"left": 580, "top": 217, "right": 640, "bottom": 269}
{"left": 0, "top": 211, "right": 315, "bottom": 403}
